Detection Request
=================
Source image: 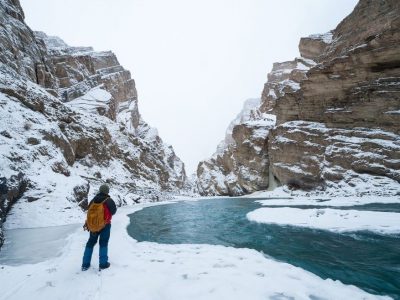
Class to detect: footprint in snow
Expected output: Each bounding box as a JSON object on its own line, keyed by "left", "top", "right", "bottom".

{"left": 213, "top": 263, "right": 236, "bottom": 268}
{"left": 182, "top": 274, "right": 199, "bottom": 280}
{"left": 198, "top": 272, "right": 208, "bottom": 275}
{"left": 46, "top": 268, "right": 57, "bottom": 273}
{"left": 270, "top": 293, "right": 295, "bottom": 300}
{"left": 287, "top": 274, "right": 301, "bottom": 281}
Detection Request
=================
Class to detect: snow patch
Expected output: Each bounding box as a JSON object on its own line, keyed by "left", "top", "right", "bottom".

{"left": 256, "top": 196, "right": 400, "bottom": 208}
{"left": 65, "top": 86, "right": 112, "bottom": 114}
{"left": 247, "top": 207, "right": 400, "bottom": 234}
{"left": 308, "top": 31, "right": 333, "bottom": 44}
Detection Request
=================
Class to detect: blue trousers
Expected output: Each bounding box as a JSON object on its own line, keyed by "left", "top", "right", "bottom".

{"left": 82, "top": 223, "right": 111, "bottom": 268}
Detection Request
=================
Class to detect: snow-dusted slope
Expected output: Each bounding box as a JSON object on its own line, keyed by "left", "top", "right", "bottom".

{"left": 0, "top": 0, "right": 189, "bottom": 246}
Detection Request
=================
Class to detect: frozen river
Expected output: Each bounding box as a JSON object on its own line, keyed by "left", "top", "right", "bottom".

{"left": 0, "top": 224, "right": 80, "bottom": 266}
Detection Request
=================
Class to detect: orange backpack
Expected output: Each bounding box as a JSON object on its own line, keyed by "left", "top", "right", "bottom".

{"left": 86, "top": 198, "right": 108, "bottom": 232}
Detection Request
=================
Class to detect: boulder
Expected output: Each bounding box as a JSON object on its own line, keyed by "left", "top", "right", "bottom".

{"left": 0, "top": 173, "right": 27, "bottom": 247}
{"left": 72, "top": 182, "right": 90, "bottom": 210}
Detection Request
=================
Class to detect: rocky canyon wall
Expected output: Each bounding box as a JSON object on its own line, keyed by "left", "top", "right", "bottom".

{"left": 198, "top": 0, "right": 400, "bottom": 196}
{"left": 0, "top": 0, "right": 188, "bottom": 246}
{"left": 197, "top": 99, "right": 275, "bottom": 196}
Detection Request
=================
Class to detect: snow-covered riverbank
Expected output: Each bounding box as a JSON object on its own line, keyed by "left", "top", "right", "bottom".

{"left": 0, "top": 201, "right": 392, "bottom": 300}
{"left": 247, "top": 207, "right": 400, "bottom": 234}
{"left": 246, "top": 189, "right": 400, "bottom": 234}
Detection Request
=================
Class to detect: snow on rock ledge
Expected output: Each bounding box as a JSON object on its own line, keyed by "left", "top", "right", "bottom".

{"left": 269, "top": 121, "right": 400, "bottom": 194}
{"left": 197, "top": 112, "right": 276, "bottom": 196}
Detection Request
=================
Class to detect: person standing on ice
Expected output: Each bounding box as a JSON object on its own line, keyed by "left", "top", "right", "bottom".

{"left": 81, "top": 184, "right": 117, "bottom": 271}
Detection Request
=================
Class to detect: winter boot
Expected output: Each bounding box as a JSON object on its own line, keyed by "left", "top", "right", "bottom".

{"left": 81, "top": 265, "right": 90, "bottom": 271}
{"left": 99, "top": 262, "right": 110, "bottom": 270}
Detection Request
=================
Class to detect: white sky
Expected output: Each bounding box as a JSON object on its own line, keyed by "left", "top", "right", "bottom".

{"left": 20, "top": 0, "right": 358, "bottom": 174}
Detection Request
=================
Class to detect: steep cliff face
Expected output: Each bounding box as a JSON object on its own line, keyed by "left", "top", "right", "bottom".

{"left": 0, "top": 0, "right": 187, "bottom": 245}
{"left": 34, "top": 32, "right": 139, "bottom": 121}
{"left": 197, "top": 100, "right": 275, "bottom": 195}
{"left": 270, "top": 0, "right": 400, "bottom": 191}
{"left": 198, "top": 0, "right": 400, "bottom": 196}
{"left": 197, "top": 57, "right": 313, "bottom": 196}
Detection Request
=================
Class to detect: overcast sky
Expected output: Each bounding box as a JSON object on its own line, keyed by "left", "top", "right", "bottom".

{"left": 21, "top": 0, "right": 358, "bottom": 174}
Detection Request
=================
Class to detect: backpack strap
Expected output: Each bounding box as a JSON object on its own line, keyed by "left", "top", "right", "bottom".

{"left": 87, "top": 197, "right": 109, "bottom": 211}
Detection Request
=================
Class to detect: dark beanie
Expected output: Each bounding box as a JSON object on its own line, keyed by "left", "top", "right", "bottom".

{"left": 99, "top": 184, "right": 109, "bottom": 194}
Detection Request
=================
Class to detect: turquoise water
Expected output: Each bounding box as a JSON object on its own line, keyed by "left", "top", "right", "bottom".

{"left": 127, "top": 198, "right": 400, "bottom": 299}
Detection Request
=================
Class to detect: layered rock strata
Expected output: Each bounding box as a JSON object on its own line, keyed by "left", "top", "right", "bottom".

{"left": 197, "top": 58, "right": 313, "bottom": 196}
{"left": 198, "top": 0, "right": 400, "bottom": 196}
{"left": 269, "top": 0, "right": 400, "bottom": 190}
{"left": 0, "top": 0, "right": 187, "bottom": 245}
{"left": 197, "top": 97, "right": 276, "bottom": 196}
